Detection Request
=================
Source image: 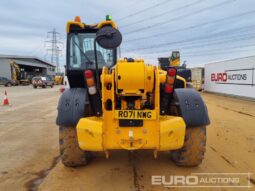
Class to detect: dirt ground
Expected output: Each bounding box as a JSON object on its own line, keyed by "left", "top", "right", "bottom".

{"left": 0, "top": 86, "right": 254, "bottom": 191}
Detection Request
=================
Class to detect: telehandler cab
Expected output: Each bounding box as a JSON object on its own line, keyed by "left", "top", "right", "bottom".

{"left": 56, "top": 16, "right": 210, "bottom": 167}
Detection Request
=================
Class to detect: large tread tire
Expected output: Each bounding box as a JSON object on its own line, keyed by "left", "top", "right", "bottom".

{"left": 171, "top": 126, "right": 206, "bottom": 167}
{"left": 59, "top": 126, "right": 90, "bottom": 167}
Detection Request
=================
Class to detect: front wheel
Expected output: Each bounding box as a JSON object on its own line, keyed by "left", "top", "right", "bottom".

{"left": 59, "top": 126, "right": 90, "bottom": 167}
{"left": 171, "top": 126, "right": 206, "bottom": 166}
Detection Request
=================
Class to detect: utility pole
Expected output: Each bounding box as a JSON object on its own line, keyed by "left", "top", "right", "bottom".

{"left": 45, "top": 28, "right": 63, "bottom": 73}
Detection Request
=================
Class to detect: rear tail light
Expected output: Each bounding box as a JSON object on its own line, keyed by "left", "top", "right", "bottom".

{"left": 84, "top": 70, "right": 93, "bottom": 78}
{"left": 164, "top": 67, "right": 177, "bottom": 94}
{"left": 164, "top": 84, "right": 173, "bottom": 93}
{"left": 167, "top": 68, "right": 176, "bottom": 76}
{"left": 84, "top": 69, "right": 97, "bottom": 95}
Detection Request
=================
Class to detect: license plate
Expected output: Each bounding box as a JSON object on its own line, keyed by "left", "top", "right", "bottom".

{"left": 114, "top": 110, "right": 156, "bottom": 120}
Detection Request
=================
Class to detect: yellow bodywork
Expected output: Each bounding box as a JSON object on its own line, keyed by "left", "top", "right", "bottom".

{"left": 66, "top": 19, "right": 117, "bottom": 33}
{"left": 76, "top": 59, "right": 186, "bottom": 154}
{"left": 171, "top": 58, "right": 180, "bottom": 67}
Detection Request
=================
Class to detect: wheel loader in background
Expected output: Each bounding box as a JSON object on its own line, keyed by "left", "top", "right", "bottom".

{"left": 158, "top": 51, "right": 193, "bottom": 88}
{"left": 56, "top": 16, "right": 210, "bottom": 167}
{"left": 54, "top": 74, "right": 64, "bottom": 85}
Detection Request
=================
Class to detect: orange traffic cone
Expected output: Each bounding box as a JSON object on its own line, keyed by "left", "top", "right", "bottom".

{"left": 3, "top": 90, "right": 9, "bottom": 106}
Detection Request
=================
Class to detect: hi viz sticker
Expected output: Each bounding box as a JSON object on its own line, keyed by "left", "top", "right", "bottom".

{"left": 115, "top": 110, "right": 156, "bottom": 120}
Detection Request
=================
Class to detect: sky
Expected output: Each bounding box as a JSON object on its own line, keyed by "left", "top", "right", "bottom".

{"left": 0, "top": 0, "right": 255, "bottom": 69}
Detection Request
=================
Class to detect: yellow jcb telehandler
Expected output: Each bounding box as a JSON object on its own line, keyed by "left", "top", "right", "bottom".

{"left": 56, "top": 16, "right": 210, "bottom": 167}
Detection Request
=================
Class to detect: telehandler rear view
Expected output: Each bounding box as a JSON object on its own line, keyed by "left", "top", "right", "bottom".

{"left": 56, "top": 16, "right": 210, "bottom": 167}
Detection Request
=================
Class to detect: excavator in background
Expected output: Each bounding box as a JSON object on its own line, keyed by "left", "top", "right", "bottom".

{"left": 9, "top": 61, "right": 31, "bottom": 85}
{"left": 158, "top": 51, "right": 192, "bottom": 87}
{"left": 9, "top": 61, "right": 20, "bottom": 85}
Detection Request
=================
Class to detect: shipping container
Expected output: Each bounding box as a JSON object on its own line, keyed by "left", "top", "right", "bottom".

{"left": 191, "top": 67, "right": 204, "bottom": 91}
{"left": 204, "top": 56, "right": 255, "bottom": 99}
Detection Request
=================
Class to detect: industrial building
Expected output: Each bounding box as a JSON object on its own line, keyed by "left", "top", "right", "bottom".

{"left": 0, "top": 55, "right": 56, "bottom": 82}
{"left": 204, "top": 55, "right": 255, "bottom": 99}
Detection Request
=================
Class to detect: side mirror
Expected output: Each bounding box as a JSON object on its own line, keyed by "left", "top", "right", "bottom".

{"left": 96, "top": 26, "right": 122, "bottom": 49}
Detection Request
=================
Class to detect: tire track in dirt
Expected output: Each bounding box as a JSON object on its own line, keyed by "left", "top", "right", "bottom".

{"left": 24, "top": 155, "right": 60, "bottom": 191}
{"left": 209, "top": 146, "right": 235, "bottom": 167}
{"left": 216, "top": 105, "right": 255, "bottom": 117}
{"left": 128, "top": 152, "right": 145, "bottom": 191}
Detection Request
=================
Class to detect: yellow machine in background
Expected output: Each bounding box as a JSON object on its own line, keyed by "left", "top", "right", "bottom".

{"left": 54, "top": 75, "right": 64, "bottom": 85}
{"left": 9, "top": 60, "right": 31, "bottom": 85}
{"left": 158, "top": 51, "right": 192, "bottom": 84}
{"left": 56, "top": 16, "right": 210, "bottom": 168}
{"left": 9, "top": 61, "right": 20, "bottom": 84}
{"left": 170, "top": 51, "right": 180, "bottom": 66}
{"left": 158, "top": 51, "right": 180, "bottom": 70}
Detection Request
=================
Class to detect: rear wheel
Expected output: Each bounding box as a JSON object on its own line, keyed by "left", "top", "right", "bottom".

{"left": 171, "top": 126, "right": 206, "bottom": 166}
{"left": 59, "top": 126, "right": 90, "bottom": 167}
{"left": 33, "top": 85, "right": 37, "bottom": 89}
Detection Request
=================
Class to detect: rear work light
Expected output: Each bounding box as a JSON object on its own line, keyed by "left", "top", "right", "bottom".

{"left": 84, "top": 69, "right": 97, "bottom": 95}
{"left": 88, "top": 86, "right": 97, "bottom": 95}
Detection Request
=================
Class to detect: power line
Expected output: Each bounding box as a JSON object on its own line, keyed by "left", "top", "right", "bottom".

{"left": 123, "top": 34, "right": 255, "bottom": 56}
{"left": 116, "top": 0, "right": 172, "bottom": 22}
{"left": 123, "top": 0, "right": 237, "bottom": 35}
{"left": 45, "top": 28, "right": 63, "bottom": 73}
{"left": 183, "top": 47, "right": 255, "bottom": 57}
{"left": 123, "top": 28, "right": 255, "bottom": 52}
{"left": 119, "top": 0, "right": 205, "bottom": 28}
{"left": 123, "top": 10, "right": 255, "bottom": 43}
{"left": 145, "top": 43, "right": 255, "bottom": 56}
{"left": 27, "top": 43, "right": 45, "bottom": 56}
{"left": 141, "top": 47, "right": 255, "bottom": 62}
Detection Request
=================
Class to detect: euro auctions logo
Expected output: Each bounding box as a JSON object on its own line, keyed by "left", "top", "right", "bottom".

{"left": 211, "top": 72, "right": 228, "bottom": 82}
{"left": 209, "top": 68, "right": 254, "bottom": 86}
{"left": 211, "top": 72, "right": 247, "bottom": 82}
{"left": 151, "top": 173, "right": 253, "bottom": 188}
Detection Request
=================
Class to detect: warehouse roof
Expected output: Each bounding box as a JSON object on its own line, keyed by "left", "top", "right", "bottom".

{"left": 0, "top": 54, "right": 55, "bottom": 67}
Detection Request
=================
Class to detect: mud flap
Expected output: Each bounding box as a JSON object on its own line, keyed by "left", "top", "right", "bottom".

{"left": 174, "top": 89, "right": 210, "bottom": 127}
{"left": 56, "top": 88, "right": 89, "bottom": 126}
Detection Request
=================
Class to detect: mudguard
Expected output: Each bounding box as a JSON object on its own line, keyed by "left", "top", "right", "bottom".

{"left": 56, "top": 88, "right": 89, "bottom": 127}
{"left": 174, "top": 89, "right": 210, "bottom": 127}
